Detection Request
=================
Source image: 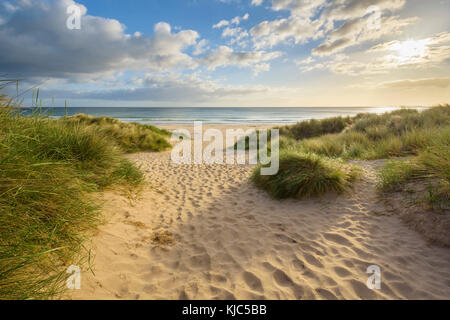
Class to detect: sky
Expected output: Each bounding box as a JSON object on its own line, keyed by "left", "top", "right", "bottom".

{"left": 0, "top": 0, "right": 449, "bottom": 107}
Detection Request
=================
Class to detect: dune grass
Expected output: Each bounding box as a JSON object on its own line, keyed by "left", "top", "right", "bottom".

{"left": 279, "top": 116, "right": 353, "bottom": 140}
{"left": 251, "top": 106, "right": 449, "bottom": 200}
{"left": 252, "top": 152, "right": 360, "bottom": 199}
{"left": 294, "top": 106, "right": 450, "bottom": 160}
{"left": 232, "top": 129, "right": 272, "bottom": 153}
{"left": 0, "top": 89, "right": 155, "bottom": 299}
{"left": 234, "top": 116, "right": 352, "bottom": 152}
{"left": 379, "top": 139, "right": 450, "bottom": 209}
{"left": 63, "top": 114, "right": 171, "bottom": 153}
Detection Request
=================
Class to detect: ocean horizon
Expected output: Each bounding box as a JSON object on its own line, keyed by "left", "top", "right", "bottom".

{"left": 21, "top": 106, "right": 429, "bottom": 125}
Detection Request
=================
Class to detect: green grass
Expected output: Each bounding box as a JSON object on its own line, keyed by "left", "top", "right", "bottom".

{"left": 252, "top": 152, "right": 360, "bottom": 199}
{"left": 379, "top": 140, "right": 450, "bottom": 209}
{"left": 251, "top": 105, "right": 449, "bottom": 200}
{"left": 279, "top": 116, "right": 353, "bottom": 140}
{"left": 232, "top": 130, "right": 273, "bottom": 154}
{"left": 63, "top": 114, "right": 171, "bottom": 153}
{"left": 0, "top": 88, "right": 153, "bottom": 299}
{"left": 292, "top": 106, "right": 450, "bottom": 160}
{"left": 369, "top": 107, "right": 450, "bottom": 207}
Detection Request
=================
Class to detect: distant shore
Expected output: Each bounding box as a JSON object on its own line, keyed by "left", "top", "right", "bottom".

{"left": 17, "top": 106, "right": 430, "bottom": 127}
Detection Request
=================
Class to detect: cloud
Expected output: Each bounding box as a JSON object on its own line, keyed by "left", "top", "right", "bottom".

{"left": 295, "top": 56, "right": 316, "bottom": 65}
{"left": 380, "top": 77, "right": 450, "bottom": 89}
{"left": 41, "top": 73, "right": 269, "bottom": 102}
{"left": 368, "top": 32, "right": 450, "bottom": 68}
{"left": 251, "top": 0, "right": 264, "bottom": 6}
{"left": 248, "top": 0, "right": 328, "bottom": 49}
{"left": 213, "top": 20, "right": 230, "bottom": 29}
{"left": 222, "top": 26, "right": 247, "bottom": 38}
{"left": 201, "top": 45, "right": 282, "bottom": 75}
{"left": 251, "top": 15, "right": 324, "bottom": 49}
{"left": 0, "top": 0, "right": 283, "bottom": 83}
{"left": 0, "top": 0, "right": 199, "bottom": 79}
{"left": 271, "top": 0, "right": 327, "bottom": 17}
{"left": 213, "top": 13, "right": 249, "bottom": 29}
{"left": 313, "top": 38, "right": 352, "bottom": 56}
{"left": 249, "top": 0, "right": 416, "bottom": 53}
{"left": 303, "top": 31, "right": 450, "bottom": 76}
{"left": 252, "top": 0, "right": 327, "bottom": 17}
{"left": 322, "top": 0, "right": 406, "bottom": 21}
{"left": 313, "top": 15, "right": 418, "bottom": 56}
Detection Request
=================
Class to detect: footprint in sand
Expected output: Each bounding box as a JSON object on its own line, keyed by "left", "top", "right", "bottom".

{"left": 273, "top": 269, "right": 304, "bottom": 299}
{"left": 242, "top": 271, "right": 264, "bottom": 293}
{"left": 188, "top": 253, "right": 211, "bottom": 269}
{"left": 303, "top": 253, "right": 324, "bottom": 268}
{"left": 347, "top": 279, "right": 377, "bottom": 299}
{"left": 315, "top": 288, "right": 338, "bottom": 300}
{"left": 323, "top": 232, "right": 353, "bottom": 247}
{"left": 334, "top": 266, "right": 352, "bottom": 278}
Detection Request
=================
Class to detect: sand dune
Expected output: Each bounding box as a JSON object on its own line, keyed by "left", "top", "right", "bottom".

{"left": 71, "top": 126, "right": 450, "bottom": 300}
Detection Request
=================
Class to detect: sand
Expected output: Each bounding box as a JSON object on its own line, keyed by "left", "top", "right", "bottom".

{"left": 71, "top": 125, "right": 450, "bottom": 300}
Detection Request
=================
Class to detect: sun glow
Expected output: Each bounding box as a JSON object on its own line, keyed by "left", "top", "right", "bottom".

{"left": 391, "top": 39, "right": 429, "bottom": 62}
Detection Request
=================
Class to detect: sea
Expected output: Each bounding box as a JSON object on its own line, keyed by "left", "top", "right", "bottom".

{"left": 19, "top": 106, "right": 427, "bottom": 126}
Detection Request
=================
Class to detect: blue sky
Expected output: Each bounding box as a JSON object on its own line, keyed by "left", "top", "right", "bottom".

{"left": 0, "top": 0, "right": 449, "bottom": 107}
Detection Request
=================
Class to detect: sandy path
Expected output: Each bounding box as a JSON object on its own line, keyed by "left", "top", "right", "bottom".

{"left": 72, "top": 129, "right": 450, "bottom": 300}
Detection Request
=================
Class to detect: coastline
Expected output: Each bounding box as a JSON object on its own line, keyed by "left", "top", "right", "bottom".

{"left": 18, "top": 106, "right": 431, "bottom": 127}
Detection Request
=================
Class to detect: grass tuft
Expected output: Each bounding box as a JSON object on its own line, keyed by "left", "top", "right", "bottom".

{"left": 251, "top": 152, "right": 360, "bottom": 199}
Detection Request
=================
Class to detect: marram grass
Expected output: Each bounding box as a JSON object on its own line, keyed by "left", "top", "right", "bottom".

{"left": 0, "top": 101, "right": 149, "bottom": 299}
{"left": 252, "top": 105, "right": 449, "bottom": 201}
{"left": 252, "top": 152, "right": 360, "bottom": 199}
{"left": 379, "top": 136, "right": 450, "bottom": 208}
{"left": 292, "top": 105, "right": 450, "bottom": 160}
{"left": 63, "top": 114, "right": 172, "bottom": 153}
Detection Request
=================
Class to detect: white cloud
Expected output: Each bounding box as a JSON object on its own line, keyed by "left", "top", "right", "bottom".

{"left": 248, "top": 0, "right": 329, "bottom": 49}
{"left": 295, "top": 56, "right": 316, "bottom": 66}
{"left": 213, "top": 13, "right": 249, "bottom": 29}
{"left": 270, "top": 0, "right": 327, "bottom": 17}
{"left": 193, "top": 39, "right": 209, "bottom": 56}
{"left": 251, "top": 0, "right": 264, "bottom": 6}
{"left": 304, "top": 31, "right": 450, "bottom": 75}
{"left": 367, "top": 32, "right": 450, "bottom": 69}
{"left": 46, "top": 72, "right": 270, "bottom": 103}
{"left": 201, "top": 45, "right": 282, "bottom": 74}
{"left": 380, "top": 77, "right": 450, "bottom": 89}
{"left": 213, "top": 20, "right": 230, "bottom": 29}
{"left": 221, "top": 27, "right": 250, "bottom": 47}
{"left": 322, "top": 0, "right": 406, "bottom": 21}
{"left": 313, "top": 15, "right": 418, "bottom": 56}
{"left": 252, "top": 63, "right": 271, "bottom": 76}
{"left": 252, "top": 0, "right": 326, "bottom": 17}
{"left": 0, "top": 0, "right": 200, "bottom": 78}
{"left": 251, "top": 16, "right": 324, "bottom": 49}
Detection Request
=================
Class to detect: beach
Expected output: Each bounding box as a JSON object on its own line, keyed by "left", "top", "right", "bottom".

{"left": 70, "top": 124, "right": 450, "bottom": 300}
